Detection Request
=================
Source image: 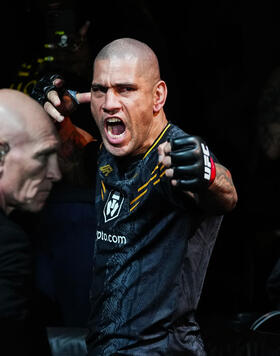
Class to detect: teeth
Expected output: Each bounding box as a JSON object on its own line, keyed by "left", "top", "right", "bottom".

{"left": 107, "top": 118, "right": 122, "bottom": 123}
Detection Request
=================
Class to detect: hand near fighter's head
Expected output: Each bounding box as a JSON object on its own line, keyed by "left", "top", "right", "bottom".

{"left": 31, "top": 74, "right": 91, "bottom": 123}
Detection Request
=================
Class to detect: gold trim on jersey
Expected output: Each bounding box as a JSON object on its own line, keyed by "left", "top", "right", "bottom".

{"left": 130, "top": 189, "right": 148, "bottom": 206}
{"left": 130, "top": 201, "right": 140, "bottom": 212}
{"left": 142, "top": 123, "right": 171, "bottom": 159}
{"left": 101, "top": 180, "right": 106, "bottom": 200}
{"left": 153, "top": 168, "right": 167, "bottom": 186}
{"left": 130, "top": 123, "right": 170, "bottom": 208}
{"left": 137, "top": 173, "right": 158, "bottom": 192}
{"left": 130, "top": 161, "right": 167, "bottom": 210}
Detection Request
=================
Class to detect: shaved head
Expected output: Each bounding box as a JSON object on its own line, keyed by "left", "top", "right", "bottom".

{"left": 94, "top": 38, "right": 161, "bottom": 84}
{"left": 0, "top": 89, "right": 55, "bottom": 146}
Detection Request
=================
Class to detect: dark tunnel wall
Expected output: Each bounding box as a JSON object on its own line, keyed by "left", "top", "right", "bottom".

{"left": 2, "top": 0, "right": 280, "bottom": 315}
{"left": 3, "top": 1, "right": 279, "bottom": 159}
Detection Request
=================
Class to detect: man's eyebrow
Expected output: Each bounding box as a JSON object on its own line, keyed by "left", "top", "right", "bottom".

{"left": 115, "top": 83, "right": 137, "bottom": 88}
{"left": 91, "top": 82, "right": 137, "bottom": 89}
{"left": 114, "top": 81, "right": 136, "bottom": 85}
{"left": 91, "top": 83, "right": 107, "bottom": 89}
{"left": 34, "top": 146, "right": 58, "bottom": 157}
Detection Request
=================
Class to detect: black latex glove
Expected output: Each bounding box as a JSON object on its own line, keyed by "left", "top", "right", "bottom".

{"left": 30, "top": 73, "right": 63, "bottom": 106}
{"left": 31, "top": 73, "right": 79, "bottom": 117}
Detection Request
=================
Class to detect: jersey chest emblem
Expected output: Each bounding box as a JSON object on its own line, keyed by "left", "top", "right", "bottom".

{"left": 103, "top": 190, "right": 124, "bottom": 223}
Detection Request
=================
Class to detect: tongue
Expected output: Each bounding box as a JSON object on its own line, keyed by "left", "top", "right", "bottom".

{"left": 110, "top": 123, "right": 125, "bottom": 135}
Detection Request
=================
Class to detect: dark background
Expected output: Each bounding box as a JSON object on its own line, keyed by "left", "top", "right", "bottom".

{"left": 3, "top": 1, "right": 279, "bottom": 164}
{"left": 2, "top": 0, "right": 280, "bottom": 319}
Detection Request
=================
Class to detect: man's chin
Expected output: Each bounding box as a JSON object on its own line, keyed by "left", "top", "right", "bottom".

{"left": 104, "top": 140, "right": 133, "bottom": 157}
{"left": 25, "top": 202, "right": 46, "bottom": 213}
{"left": 24, "top": 196, "right": 49, "bottom": 213}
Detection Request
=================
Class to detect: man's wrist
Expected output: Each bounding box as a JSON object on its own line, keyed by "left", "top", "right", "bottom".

{"left": 67, "top": 90, "right": 79, "bottom": 105}
{"left": 209, "top": 157, "right": 216, "bottom": 185}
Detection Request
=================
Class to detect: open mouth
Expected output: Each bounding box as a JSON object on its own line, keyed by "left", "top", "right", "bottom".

{"left": 35, "top": 190, "right": 51, "bottom": 202}
{"left": 105, "top": 118, "right": 126, "bottom": 138}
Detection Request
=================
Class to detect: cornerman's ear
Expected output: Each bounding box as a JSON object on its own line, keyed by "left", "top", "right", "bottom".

{"left": 153, "top": 80, "right": 167, "bottom": 114}
{"left": 0, "top": 142, "right": 10, "bottom": 175}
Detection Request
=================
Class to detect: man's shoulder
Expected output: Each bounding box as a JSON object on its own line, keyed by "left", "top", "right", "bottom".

{"left": 0, "top": 211, "right": 29, "bottom": 245}
{"left": 167, "top": 123, "right": 189, "bottom": 139}
{"left": 0, "top": 210, "right": 16, "bottom": 230}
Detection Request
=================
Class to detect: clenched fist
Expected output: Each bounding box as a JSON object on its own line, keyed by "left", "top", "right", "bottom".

{"left": 158, "top": 135, "right": 216, "bottom": 192}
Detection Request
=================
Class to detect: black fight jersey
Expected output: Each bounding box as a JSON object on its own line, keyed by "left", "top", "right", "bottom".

{"left": 87, "top": 123, "right": 223, "bottom": 355}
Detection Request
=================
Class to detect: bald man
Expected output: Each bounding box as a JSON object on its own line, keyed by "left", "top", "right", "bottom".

{"left": 0, "top": 89, "right": 61, "bottom": 355}
{"left": 32, "top": 38, "right": 237, "bottom": 355}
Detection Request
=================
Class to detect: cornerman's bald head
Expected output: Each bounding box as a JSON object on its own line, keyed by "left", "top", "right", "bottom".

{"left": 0, "top": 89, "right": 55, "bottom": 146}
{"left": 0, "top": 89, "right": 61, "bottom": 215}
{"left": 94, "top": 38, "right": 161, "bottom": 84}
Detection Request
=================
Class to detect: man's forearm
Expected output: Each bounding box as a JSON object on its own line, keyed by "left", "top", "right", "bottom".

{"left": 194, "top": 163, "right": 238, "bottom": 214}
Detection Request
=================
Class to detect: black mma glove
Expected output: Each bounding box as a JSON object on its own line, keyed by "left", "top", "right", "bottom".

{"left": 169, "top": 135, "right": 216, "bottom": 192}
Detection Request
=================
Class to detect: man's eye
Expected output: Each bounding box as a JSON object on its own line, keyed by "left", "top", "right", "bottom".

{"left": 37, "top": 154, "right": 48, "bottom": 164}
{"left": 118, "top": 86, "right": 135, "bottom": 93}
{"left": 91, "top": 85, "right": 107, "bottom": 93}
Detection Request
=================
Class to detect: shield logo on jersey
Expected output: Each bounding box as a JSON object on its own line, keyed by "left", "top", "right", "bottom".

{"left": 103, "top": 190, "right": 124, "bottom": 223}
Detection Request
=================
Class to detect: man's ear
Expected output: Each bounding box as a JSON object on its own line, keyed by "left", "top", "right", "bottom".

{"left": 0, "top": 142, "right": 10, "bottom": 168}
{"left": 153, "top": 80, "right": 167, "bottom": 113}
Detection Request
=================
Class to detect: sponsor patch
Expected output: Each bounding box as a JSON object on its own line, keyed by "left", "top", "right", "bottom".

{"left": 103, "top": 190, "right": 124, "bottom": 223}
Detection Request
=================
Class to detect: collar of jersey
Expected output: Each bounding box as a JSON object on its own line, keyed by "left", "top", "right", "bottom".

{"left": 142, "top": 122, "right": 171, "bottom": 160}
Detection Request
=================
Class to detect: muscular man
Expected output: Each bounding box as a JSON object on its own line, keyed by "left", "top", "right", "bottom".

{"left": 32, "top": 38, "right": 237, "bottom": 355}
{"left": 0, "top": 89, "right": 61, "bottom": 355}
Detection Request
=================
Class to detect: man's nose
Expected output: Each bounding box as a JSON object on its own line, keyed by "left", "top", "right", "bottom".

{"left": 47, "top": 154, "right": 62, "bottom": 182}
{"left": 102, "top": 89, "right": 121, "bottom": 114}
